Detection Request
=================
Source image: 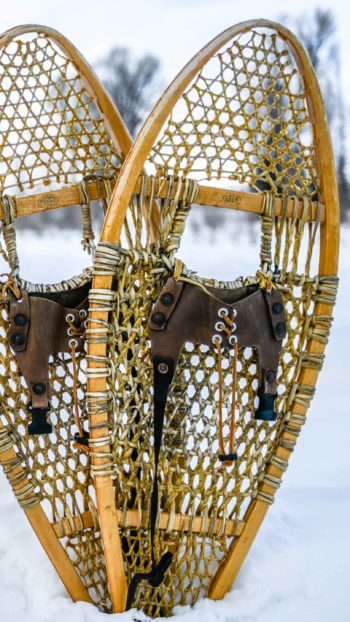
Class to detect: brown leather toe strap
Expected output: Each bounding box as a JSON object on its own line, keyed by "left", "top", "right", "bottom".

{"left": 9, "top": 291, "right": 88, "bottom": 411}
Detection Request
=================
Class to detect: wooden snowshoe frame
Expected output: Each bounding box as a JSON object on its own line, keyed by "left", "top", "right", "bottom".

{"left": 0, "top": 24, "right": 132, "bottom": 609}
{"left": 87, "top": 20, "right": 339, "bottom": 616}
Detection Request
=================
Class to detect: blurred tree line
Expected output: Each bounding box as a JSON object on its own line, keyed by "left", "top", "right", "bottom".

{"left": 98, "top": 47, "right": 162, "bottom": 137}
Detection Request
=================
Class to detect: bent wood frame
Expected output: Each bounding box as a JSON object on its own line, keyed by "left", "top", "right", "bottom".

{"left": 0, "top": 23, "right": 133, "bottom": 605}
{"left": 87, "top": 20, "right": 339, "bottom": 611}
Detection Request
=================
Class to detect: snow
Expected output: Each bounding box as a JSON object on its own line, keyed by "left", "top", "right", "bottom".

{"left": 0, "top": 221, "right": 349, "bottom": 622}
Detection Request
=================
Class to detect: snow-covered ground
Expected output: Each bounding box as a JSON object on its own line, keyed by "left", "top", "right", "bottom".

{"left": 0, "top": 220, "right": 349, "bottom": 622}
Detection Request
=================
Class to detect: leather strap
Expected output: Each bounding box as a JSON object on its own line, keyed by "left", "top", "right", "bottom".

{"left": 126, "top": 355, "right": 175, "bottom": 609}
{"left": 9, "top": 288, "right": 89, "bottom": 432}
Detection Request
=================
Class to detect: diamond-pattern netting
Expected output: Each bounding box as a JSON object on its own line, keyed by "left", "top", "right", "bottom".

{"left": 0, "top": 31, "right": 120, "bottom": 194}
{"left": 151, "top": 28, "right": 318, "bottom": 196}
{"left": 0, "top": 28, "right": 123, "bottom": 609}
{"left": 65, "top": 531, "right": 111, "bottom": 609}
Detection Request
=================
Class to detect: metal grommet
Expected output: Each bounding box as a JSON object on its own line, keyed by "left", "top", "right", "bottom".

{"left": 272, "top": 302, "right": 283, "bottom": 315}
{"left": 266, "top": 369, "right": 276, "bottom": 383}
{"left": 212, "top": 334, "right": 222, "bottom": 346}
{"left": 10, "top": 333, "right": 25, "bottom": 347}
{"left": 229, "top": 334, "right": 237, "bottom": 345}
{"left": 33, "top": 382, "right": 46, "bottom": 396}
{"left": 66, "top": 313, "right": 74, "bottom": 323}
{"left": 14, "top": 313, "right": 28, "bottom": 327}
{"left": 152, "top": 312, "right": 166, "bottom": 326}
{"left": 215, "top": 321, "right": 225, "bottom": 332}
{"left": 275, "top": 322, "right": 286, "bottom": 336}
{"left": 218, "top": 307, "right": 228, "bottom": 319}
{"left": 79, "top": 309, "right": 87, "bottom": 319}
{"left": 69, "top": 338, "right": 78, "bottom": 349}
{"left": 158, "top": 362, "right": 169, "bottom": 374}
{"left": 160, "top": 293, "right": 174, "bottom": 307}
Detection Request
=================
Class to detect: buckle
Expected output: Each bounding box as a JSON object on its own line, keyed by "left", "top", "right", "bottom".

{"left": 27, "top": 402, "right": 52, "bottom": 435}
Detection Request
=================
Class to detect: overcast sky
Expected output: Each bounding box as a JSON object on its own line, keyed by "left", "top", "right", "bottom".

{"left": 1, "top": 0, "right": 349, "bottom": 95}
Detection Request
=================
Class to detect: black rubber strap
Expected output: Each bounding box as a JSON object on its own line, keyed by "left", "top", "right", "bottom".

{"left": 254, "top": 388, "right": 277, "bottom": 421}
{"left": 126, "top": 355, "right": 175, "bottom": 609}
{"left": 27, "top": 402, "right": 52, "bottom": 435}
{"left": 219, "top": 453, "right": 237, "bottom": 462}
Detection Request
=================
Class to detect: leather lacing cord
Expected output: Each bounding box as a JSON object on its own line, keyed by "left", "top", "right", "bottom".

{"left": 213, "top": 307, "right": 238, "bottom": 466}
{"left": 66, "top": 310, "right": 89, "bottom": 452}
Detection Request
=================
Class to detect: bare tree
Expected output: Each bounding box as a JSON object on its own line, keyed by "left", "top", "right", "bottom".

{"left": 282, "top": 9, "right": 350, "bottom": 221}
{"left": 98, "top": 47, "right": 163, "bottom": 137}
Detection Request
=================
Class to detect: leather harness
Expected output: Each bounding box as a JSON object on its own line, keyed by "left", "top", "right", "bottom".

{"left": 9, "top": 284, "right": 89, "bottom": 436}
{"left": 126, "top": 272, "right": 286, "bottom": 606}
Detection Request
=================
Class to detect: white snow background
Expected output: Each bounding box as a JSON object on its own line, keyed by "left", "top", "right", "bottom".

{"left": 0, "top": 216, "right": 349, "bottom": 622}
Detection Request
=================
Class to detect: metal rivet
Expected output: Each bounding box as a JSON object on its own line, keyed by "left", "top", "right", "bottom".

{"left": 10, "top": 333, "right": 25, "bottom": 347}
{"left": 275, "top": 322, "right": 286, "bottom": 336}
{"left": 158, "top": 362, "right": 169, "bottom": 374}
{"left": 152, "top": 312, "right": 165, "bottom": 326}
{"left": 266, "top": 370, "right": 276, "bottom": 383}
{"left": 33, "top": 382, "right": 46, "bottom": 396}
{"left": 160, "top": 293, "right": 174, "bottom": 306}
{"left": 272, "top": 302, "right": 283, "bottom": 315}
{"left": 14, "top": 313, "right": 28, "bottom": 326}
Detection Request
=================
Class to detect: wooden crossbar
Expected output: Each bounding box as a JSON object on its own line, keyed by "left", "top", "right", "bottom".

{"left": 0, "top": 178, "right": 324, "bottom": 222}
{"left": 53, "top": 508, "right": 246, "bottom": 539}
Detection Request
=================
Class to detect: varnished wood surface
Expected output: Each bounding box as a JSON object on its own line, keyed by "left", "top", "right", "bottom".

{"left": 1, "top": 177, "right": 324, "bottom": 222}
{"left": 52, "top": 508, "right": 246, "bottom": 539}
